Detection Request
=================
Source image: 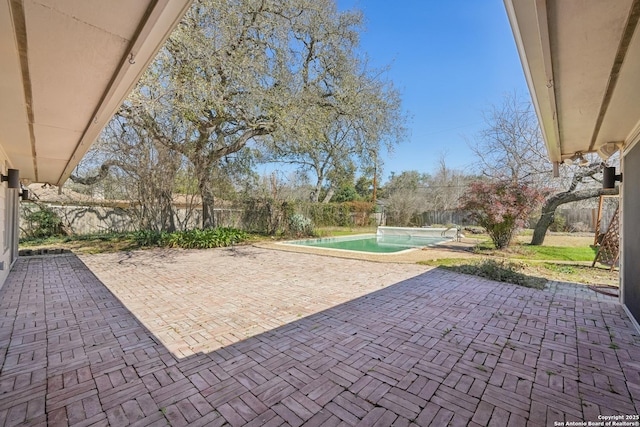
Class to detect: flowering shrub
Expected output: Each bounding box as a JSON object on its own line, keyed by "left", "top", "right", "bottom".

{"left": 460, "top": 181, "right": 544, "bottom": 249}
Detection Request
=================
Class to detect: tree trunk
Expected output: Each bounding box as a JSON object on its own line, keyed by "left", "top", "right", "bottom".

{"left": 160, "top": 190, "right": 176, "bottom": 233}
{"left": 322, "top": 187, "right": 335, "bottom": 203}
{"left": 310, "top": 177, "right": 323, "bottom": 202}
{"left": 199, "top": 178, "right": 216, "bottom": 229}
{"left": 530, "top": 187, "right": 619, "bottom": 245}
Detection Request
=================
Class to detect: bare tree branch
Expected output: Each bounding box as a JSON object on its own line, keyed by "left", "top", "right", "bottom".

{"left": 69, "top": 161, "right": 120, "bottom": 185}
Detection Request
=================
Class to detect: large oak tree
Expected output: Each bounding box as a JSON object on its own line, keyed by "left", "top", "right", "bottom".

{"left": 110, "top": 0, "right": 382, "bottom": 227}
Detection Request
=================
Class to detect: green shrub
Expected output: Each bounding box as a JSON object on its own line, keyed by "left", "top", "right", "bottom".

{"left": 344, "top": 201, "right": 375, "bottom": 226}
{"left": 132, "top": 230, "right": 167, "bottom": 247}
{"left": 333, "top": 185, "right": 358, "bottom": 202}
{"left": 164, "top": 227, "right": 247, "bottom": 249}
{"left": 301, "top": 203, "right": 352, "bottom": 227}
{"left": 133, "top": 227, "right": 247, "bottom": 249}
{"left": 238, "top": 198, "right": 374, "bottom": 232}
{"left": 23, "top": 205, "right": 64, "bottom": 239}
{"left": 549, "top": 214, "right": 567, "bottom": 232}
{"left": 241, "top": 198, "right": 290, "bottom": 235}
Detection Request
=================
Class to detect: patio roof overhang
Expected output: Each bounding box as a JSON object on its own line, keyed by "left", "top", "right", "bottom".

{"left": 0, "top": 0, "right": 192, "bottom": 186}
{"left": 503, "top": 0, "right": 640, "bottom": 163}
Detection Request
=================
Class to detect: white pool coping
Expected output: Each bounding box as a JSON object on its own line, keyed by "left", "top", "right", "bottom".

{"left": 277, "top": 233, "right": 452, "bottom": 256}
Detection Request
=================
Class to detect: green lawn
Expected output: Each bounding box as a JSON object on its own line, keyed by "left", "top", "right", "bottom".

{"left": 315, "top": 226, "right": 376, "bottom": 237}
{"left": 511, "top": 244, "right": 597, "bottom": 261}
{"left": 472, "top": 237, "right": 598, "bottom": 262}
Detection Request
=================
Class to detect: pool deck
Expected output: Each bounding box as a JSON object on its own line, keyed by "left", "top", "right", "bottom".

{"left": 257, "top": 237, "right": 480, "bottom": 263}
{"left": 277, "top": 234, "right": 456, "bottom": 255}
{"left": 1, "top": 246, "right": 639, "bottom": 426}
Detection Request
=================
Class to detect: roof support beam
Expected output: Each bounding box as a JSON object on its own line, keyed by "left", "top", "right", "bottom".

{"left": 9, "top": 0, "right": 37, "bottom": 179}
{"left": 533, "top": 0, "right": 562, "bottom": 162}
{"left": 504, "top": 0, "right": 562, "bottom": 162}
{"left": 588, "top": 0, "right": 640, "bottom": 152}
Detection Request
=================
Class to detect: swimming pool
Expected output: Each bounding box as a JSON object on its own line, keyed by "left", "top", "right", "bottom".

{"left": 284, "top": 233, "right": 450, "bottom": 254}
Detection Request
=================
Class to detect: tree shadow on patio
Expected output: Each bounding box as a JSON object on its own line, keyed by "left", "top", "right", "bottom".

{"left": 0, "top": 252, "right": 638, "bottom": 426}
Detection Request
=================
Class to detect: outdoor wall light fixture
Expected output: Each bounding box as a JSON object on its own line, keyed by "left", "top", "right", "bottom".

{"left": 603, "top": 166, "right": 622, "bottom": 189}
{"left": 598, "top": 141, "right": 623, "bottom": 160}
{"left": 19, "top": 186, "right": 29, "bottom": 201}
{"left": 0, "top": 169, "right": 19, "bottom": 188}
{"left": 563, "top": 152, "right": 589, "bottom": 167}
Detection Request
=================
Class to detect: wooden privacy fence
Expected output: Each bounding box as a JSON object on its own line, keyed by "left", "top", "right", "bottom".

{"left": 559, "top": 207, "right": 616, "bottom": 233}
{"left": 416, "top": 207, "right": 617, "bottom": 232}
{"left": 416, "top": 210, "right": 476, "bottom": 227}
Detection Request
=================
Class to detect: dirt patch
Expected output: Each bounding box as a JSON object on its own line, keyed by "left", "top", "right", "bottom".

{"left": 20, "top": 238, "right": 137, "bottom": 254}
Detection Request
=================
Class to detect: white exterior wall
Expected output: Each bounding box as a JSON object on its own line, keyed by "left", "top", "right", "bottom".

{"left": 0, "top": 148, "right": 19, "bottom": 290}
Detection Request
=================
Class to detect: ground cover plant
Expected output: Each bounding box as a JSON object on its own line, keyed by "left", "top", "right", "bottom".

{"left": 419, "top": 256, "right": 617, "bottom": 288}
{"left": 20, "top": 227, "right": 251, "bottom": 253}
{"left": 441, "top": 259, "right": 547, "bottom": 289}
{"left": 162, "top": 228, "right": 248, "bottom": 249}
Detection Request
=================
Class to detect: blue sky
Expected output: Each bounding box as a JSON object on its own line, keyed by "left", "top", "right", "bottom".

{"left": 337, "top": 0, "right": 530, "bottom": 180}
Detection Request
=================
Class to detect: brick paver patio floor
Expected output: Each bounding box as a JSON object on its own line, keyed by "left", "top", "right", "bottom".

{"left": 1, "top": 247, "right": 639, "bottom": 426}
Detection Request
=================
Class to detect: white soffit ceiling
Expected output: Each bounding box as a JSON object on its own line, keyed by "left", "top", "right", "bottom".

{"left": 0, "top": 0, "right": 192, "bottom": 185}
{"left": 504, "top": 0, "right": 640, "bottom": 163}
